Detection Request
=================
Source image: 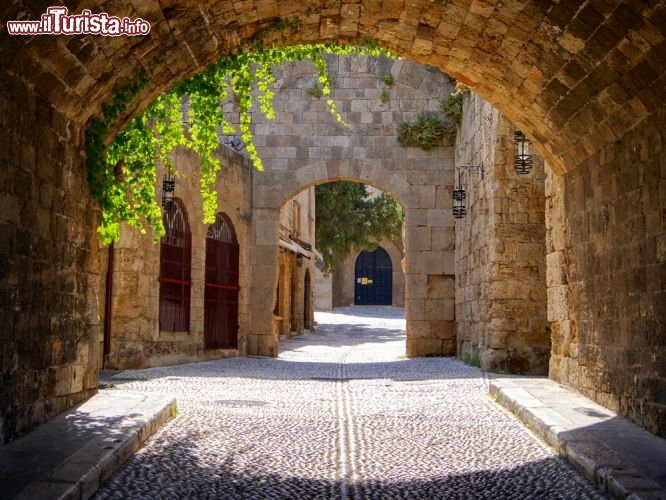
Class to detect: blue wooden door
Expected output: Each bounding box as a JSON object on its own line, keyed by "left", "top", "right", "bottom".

{"left": 354, "top": 248, "right": 392, "bottom": 305}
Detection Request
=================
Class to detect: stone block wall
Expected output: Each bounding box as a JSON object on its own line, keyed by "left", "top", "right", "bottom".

{"left": 0, "top": 71, "right": 99, "bottom": 442}
{"left": 104, "top": 146, "right": 253, "bottom": 369}
{"left": 548, "top": 106, "right": 666, "bottom": 437}
{"left": 314, "top": 267, "right": 333, "bottom": 310}
{"left": 455, "top": 93, "right": 549, "bottom": 374}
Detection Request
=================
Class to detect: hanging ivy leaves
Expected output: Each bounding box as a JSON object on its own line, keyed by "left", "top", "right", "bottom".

{"left": 86, "top": 41, "right": 390, "bottom": 245}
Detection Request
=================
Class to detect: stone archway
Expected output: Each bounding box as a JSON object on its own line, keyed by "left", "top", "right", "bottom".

{"left": 245, "top": 56, "right": 456, "bottom": 359}
{"left": 2, "top": 0, "right": 664, "bottom": 440}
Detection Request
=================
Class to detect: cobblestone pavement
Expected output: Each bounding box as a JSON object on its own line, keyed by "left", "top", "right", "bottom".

{"left": 96, "top": 307, "right": 604, "bottom": 499}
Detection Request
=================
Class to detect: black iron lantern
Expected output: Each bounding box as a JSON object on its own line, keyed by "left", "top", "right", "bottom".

{"left": 452, "top": 164, "right": 483, "bottom": 219}
{"left": 514, "top": 130, "right": 533, "bottom": 174}
{"left": 452, "top": 169, "right": 466, "bottom": 219}
{"left": 162, "top": 173, "right": 175, "bottom": 210}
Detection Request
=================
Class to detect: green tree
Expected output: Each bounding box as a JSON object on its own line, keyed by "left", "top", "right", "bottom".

{"left": 315, "top": 182, "right": 404, "bottom": 273}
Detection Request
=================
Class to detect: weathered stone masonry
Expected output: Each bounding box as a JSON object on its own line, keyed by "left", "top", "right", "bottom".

{"left": 0, "top": 72, "right": 99, "bottom": 442}
{"left": 547, "top": 106, "right": 666, "bottom": 436}
{"left": 455, "top": 93, "right": 549, "bottom": 375}
{"left": 244, "top": 56, "right": 458, "bottom": 358}
{"left": 103, "top": 146, "right": 254, "bottom": 369}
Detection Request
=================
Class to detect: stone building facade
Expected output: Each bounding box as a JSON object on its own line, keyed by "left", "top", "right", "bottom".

{"left": 244, "top": 55, "right": 458, "bottom": 358}
{"left": 101, "top": 54, "right": 457, "bottom": 370}
{"left": 2, "top": 0, "right": 665, "bottom": 442}
{"left": 274, "top": 187, "right": 317, "bottom": 338}
{"left": 314, "top": 185, "right": 406, "bottom": 310}
{"left": 104, "top": 146, "right": 317, "bottom": 369}
{"left": 103, "top": 146, "right": 252, "bottom": 369}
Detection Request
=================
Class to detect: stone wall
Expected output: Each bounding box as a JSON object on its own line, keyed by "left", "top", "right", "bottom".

{"left": 105, "top": 146, "right": 253, "bottom": 369}
{"left": 0, "top": 71, "right": 99, "bottom": 442}
{"left": 548, "top": 106, "right": 666, "bottom": 436}
{"left": 455, "top": 93, "right": 549, "bottom": 374}
{"left": 314, "top": 267, "right": 333, "bottom": 310}
{"left": 2, "top": 0, "right": 665, "bottom": 444}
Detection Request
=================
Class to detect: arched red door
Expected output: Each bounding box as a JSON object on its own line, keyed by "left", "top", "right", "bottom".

{"left": 159, "top": 198, "right": 192, "bottom": 332}
{"left": 204, "top": 213, "right": 239, "bottom": 349}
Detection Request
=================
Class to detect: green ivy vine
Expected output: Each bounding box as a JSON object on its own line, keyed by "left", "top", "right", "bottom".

{"left": 440, "top": 83, "right": 470, "bottom": 125}
{"left": 86, "top": 40, "right": 390, "bottom": 244}
{"left": 397, "top": 112, "right": 455, "bottom": 150}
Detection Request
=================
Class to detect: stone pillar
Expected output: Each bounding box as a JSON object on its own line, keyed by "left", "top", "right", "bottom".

{"left": 454, "top": 93, "right": 548, "bottom": 374}
{"left": 405, "top": 200, "right": 456, "bottom": 357}
{"left": 247, "top": 208, "right": 280, "bottom": 356}
{"left": 545, "top": 170, "right": 575, "bottom": 383}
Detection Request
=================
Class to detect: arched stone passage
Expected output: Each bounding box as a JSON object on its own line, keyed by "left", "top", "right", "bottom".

{"left": 1, "top": 0, "right": 665, "bottom": 440}
{"left": 243, "top": 55, "right": 456, "bottom": 359}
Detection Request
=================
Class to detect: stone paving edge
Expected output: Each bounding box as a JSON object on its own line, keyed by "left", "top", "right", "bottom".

{"left": 489, "top": 380, "right": 666, "bottom": 500}
{"left": 13, "top": 395, "right": 178, "bottom": 500}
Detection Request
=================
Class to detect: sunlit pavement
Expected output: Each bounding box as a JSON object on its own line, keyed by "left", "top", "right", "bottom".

{"left": 95, "top": 307, "right": 603, "bottom": 499}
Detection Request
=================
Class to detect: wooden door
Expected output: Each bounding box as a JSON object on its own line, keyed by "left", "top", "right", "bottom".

{"left": 354, "top": 247, "right": 392, "bottom": 306}
{"left": 159, "top": 199, "right": 192, "bottom": 331}
{"left": 204, "top": 214, "right": 239, "bottom": 349}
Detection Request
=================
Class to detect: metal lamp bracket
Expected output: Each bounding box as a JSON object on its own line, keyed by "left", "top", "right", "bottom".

{"left": 457, "top": 162, "right": 484, "bottom": 179}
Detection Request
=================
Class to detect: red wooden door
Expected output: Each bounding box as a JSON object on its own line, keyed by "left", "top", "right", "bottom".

{"left": 159, "top": 199, "right": 192, "bottom": 331}
{"left": 204, "top": 214, "right": 239, "bottom": 349}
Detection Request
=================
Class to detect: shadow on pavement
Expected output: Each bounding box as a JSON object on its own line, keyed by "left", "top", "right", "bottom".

{"left": 96, "top": 429, "right": 600, "bottom": 499}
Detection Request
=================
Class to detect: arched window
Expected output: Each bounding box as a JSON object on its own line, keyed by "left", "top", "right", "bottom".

{"left": 159, "top": 199, "right": 192, "bottom": 331}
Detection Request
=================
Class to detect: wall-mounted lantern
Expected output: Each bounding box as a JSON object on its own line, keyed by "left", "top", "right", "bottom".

{"left": 296, "top": 254, "right": 304, "bottom": 267}
{"left": 162, "top": 173, "right": 175, "bottom": 210}
{"left": 452, "top": 164, "right": 483, "bottom": 219}
{"left": 452, "top": 171, "right": 466, "bottom": 219}
{"left": 514, "top": 130, "right": 533, "bottom": 174}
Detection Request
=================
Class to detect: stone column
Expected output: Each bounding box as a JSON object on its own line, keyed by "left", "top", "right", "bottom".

{"left": 404, "top": 196, "right": 456, "bottom": 357}
{"left": 545, "top": 169, "right": 575, "bottom": 384}
{"left": 247, "top": 208, "right": 280, "bottom": 357}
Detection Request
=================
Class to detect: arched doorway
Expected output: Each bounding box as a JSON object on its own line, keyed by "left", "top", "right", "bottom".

{"left": 159, "top": 198, "right": 192, "bottom": 332}
{"left": 204, "top": 213, "right": 240, "bottom": 349}
{"left": 304, "top": 269, "right": 313, "bottom": 330}
{"left": 354, "top": 247, "right": 393, "bottom": 306}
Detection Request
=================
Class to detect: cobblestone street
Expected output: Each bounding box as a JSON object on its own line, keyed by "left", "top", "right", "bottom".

{"left": 96, "top": 307, "right": 603, "bottom": 499}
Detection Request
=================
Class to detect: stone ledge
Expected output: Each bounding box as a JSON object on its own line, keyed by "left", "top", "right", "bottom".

{"left": 489, "top": 377, "right": 666, "bottom": 500}
{"left": 6, "top": 391, "right": 177, "bottom": 500}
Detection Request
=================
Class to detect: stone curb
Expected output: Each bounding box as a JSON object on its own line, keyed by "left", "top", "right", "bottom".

{"left": 13, "top": 395, "right": 177, "bottom": 500}
{"left": 489, "top": 381, "right": 666, "bottom": 500}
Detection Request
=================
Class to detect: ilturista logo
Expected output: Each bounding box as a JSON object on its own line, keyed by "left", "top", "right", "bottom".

{"left": 7, "top": 6, "right": 151, "bottom": 36}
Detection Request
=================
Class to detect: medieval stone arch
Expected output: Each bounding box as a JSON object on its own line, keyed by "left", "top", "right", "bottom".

{"left": 1, "top": 1, "right": 664, "bottom": 440}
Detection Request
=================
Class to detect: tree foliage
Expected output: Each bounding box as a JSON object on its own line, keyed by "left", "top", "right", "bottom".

{"left": 315, "top": 182, "right": 404, "bottom": 273}
{"left": 86, "top": 39, "right": 390, "bottom": 244}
